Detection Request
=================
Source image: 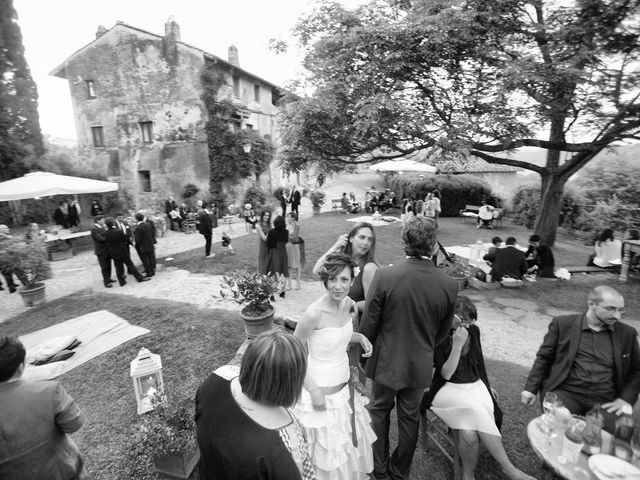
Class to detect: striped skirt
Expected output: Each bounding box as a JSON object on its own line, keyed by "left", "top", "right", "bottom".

{"left": 430, "top": 379, "right": 500, "bottom": 436}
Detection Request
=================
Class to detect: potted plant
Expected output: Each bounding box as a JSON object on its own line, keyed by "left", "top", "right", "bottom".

{"left": 0, "top": 237, "right": 52, "bottom": 306}
{"left": 309, "top": 190, "right": 327, "bottom": 215}
{"left": 220, "top": 271, "right": 279, "bottom": 339}
{"left": 48, "top": 239, "right": 73, "bottom": 261}
{"left": 126, "top": 395, "right": 199, "bottom": 480}
{"left": 438, "top": 255, "right": 473, "bottom": 291}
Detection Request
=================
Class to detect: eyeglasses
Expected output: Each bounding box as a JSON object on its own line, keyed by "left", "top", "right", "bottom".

{"left": 454, "top": 314, "right": 475, "bottom": 325}
{"left": 598, "top": 305, "right": 626, "bottom": 314}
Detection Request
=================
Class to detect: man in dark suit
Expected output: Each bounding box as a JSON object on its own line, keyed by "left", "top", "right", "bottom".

{"left": 164, "top": 196, "right": 177, "bottom": 230}
{"left": 483, "top": 236, "right": 527, "bottom": 281}
{"left": 361, "top": 217, "right": 458, "bottom": 479}
{"left": 522, "top": 286, "right": 640, "bottom": 432}
{"left": 115, "top": 213, "right": 134, "bottom": 276}
{"left": 197, "top": 203, "right": 214, "bottom": 258}
{"left": 90, "top": 215, "right": 114, "bottom": 288}
{"left": 104, "top": 218, "right": 149, "bottom": 286}
{"left": 289, "top": 186, "right": 301, "bottom": 218}
{"left": 134, "top": 212, "right": 156, "bottom": 277}
{"left": 144, "top": 213, "right": 158, "bottom": 272}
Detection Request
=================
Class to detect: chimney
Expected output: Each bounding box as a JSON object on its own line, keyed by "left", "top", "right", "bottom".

{"left": 228, "top": 45, "right": 240, "bottom": 67}
{"left": 163, "top": 16, "right": 180, "bottom": 65}
{"left": 96, "top": 25, "right": 107, "bottom": 38}
{"left": 164, "top": 15, "right": 181, "bottom": 41}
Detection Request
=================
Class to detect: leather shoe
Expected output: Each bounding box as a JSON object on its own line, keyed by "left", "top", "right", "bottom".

{"left": 105, "top": 284, "right": 113, "bottom": 288}
{"left": 120, "top": 281, "right": 127, "bottom": 287}
{"left": 107, "top": 279, "right": 116, "bottom": 283}
{"left": 138, "top": 277, "right": 151, "bottom": 282}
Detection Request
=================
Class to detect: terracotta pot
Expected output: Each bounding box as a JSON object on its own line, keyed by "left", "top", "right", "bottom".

{"left": 312, "top": 206, "right": 322, "bottom": 215}
{"left": 153, "top": 446, "right": 200, "bottom": 479}
{"left": 240, "top": 305, "right": 275, "bottom": 339}
{"left": 18, "top": 282, "right": 46, "bottom": 307}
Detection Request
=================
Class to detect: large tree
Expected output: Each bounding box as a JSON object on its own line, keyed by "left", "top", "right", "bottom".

{"left": 282, "top": 0, "right": 640, "bottom": 245}
{"left": 0, "top": 0, "right": 44, "bottom": 181}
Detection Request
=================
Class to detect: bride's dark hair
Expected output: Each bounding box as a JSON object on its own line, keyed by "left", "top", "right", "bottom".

{"left": 318, "top": 253, "right": 358, "bottom": 287}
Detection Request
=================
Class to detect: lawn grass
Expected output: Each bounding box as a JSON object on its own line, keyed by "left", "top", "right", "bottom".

{"left": 0, "top": 291, "right": 244, "bottom": 480}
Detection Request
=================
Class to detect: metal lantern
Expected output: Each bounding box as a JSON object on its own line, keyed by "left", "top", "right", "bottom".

{"left": 130, "top": 347, "right": 164, "bottom": 415}
{"left": 242, "top": 142, "right": 251, "bottom": 153}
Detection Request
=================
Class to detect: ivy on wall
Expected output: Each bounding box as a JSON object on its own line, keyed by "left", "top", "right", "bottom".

{"left": 200, "top": 63, "right": 273, "bottom": 207}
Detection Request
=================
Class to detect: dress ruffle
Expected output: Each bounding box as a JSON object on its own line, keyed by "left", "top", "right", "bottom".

{"left": 292, "top": 385, "right": 376, "bottom": 480}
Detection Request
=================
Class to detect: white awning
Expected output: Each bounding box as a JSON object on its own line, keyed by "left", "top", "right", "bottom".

{"left": 0, "top": 172, "right": 118, "bottom": 201}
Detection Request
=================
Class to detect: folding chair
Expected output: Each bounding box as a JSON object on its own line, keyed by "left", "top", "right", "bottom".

{"left": 421, "top": 409, "right": 462, "bottom": 480}
{"left": 183, "top": 213, "right": 196, "bottom": 234}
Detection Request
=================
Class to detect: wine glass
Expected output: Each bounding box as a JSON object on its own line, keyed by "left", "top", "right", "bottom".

{"left": 539, "top": 392, "right": 559, "bottom": 434}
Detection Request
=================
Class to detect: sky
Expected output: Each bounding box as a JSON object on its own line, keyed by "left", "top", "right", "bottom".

{"left": 14, "top": 0, "right": 366, "bottom": 141}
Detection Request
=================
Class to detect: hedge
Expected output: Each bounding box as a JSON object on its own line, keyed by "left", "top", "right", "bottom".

{"left": 384, "top": 174, "right": 498, "bottom": 216}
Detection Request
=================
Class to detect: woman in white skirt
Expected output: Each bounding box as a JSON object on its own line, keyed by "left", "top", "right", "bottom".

{"left": 293, "top": 253, "right": 376, "bottom": 480}
{"left": 421, "top": 296, "right": 535, "bottom": 480}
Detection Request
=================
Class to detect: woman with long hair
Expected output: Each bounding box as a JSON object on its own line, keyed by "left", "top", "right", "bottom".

{"left": 293, "top": 253, "right": 376, "bottom": 479}
{"left": 266, "top": 215, "right": 289, "bottom": 297}
{"left": 421, "top": 297, "right": 535, "bottom": 480}
{"left": 432, "top": 190, "right": 442, "bottom": 228}
{"left": 285, "top": 212, "right": 305, "bottom": 290}
{"left": 588, "top": 228, "right": 622, "bottom": 268}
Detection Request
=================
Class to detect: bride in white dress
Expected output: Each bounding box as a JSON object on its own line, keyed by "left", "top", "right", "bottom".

{"left": 293, "top": 252, "right": 377, "bottom": 480}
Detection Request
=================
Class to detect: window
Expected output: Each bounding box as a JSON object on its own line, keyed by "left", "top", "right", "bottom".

{"left": 138, "top": 170, "right": 151, "bottom": 193}
{"left": 139, "top": 121, "right": 153, "bottom": 143}
{"left": 245, "top": 124, "right": 253, "bottom": 130}
{"left": 233, "top": 76, "right": 240, "bottom": 97}
{"left": 231, "top": 114, "right": 242, "bottom": 132}
{"left": 91, "top": 126, "right": 104, "bottom": 147}
{"left": 86, "top": 80, "right": 96, "bottom": 99}
{"left": 254, "top": 84, "right": 260, "bottom": 102}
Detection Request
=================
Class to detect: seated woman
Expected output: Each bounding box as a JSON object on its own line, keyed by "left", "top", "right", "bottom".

{"left": 195, "top": 331, "right": 317, "bottom": 479}
{"left": 421, "top": 297, "right": 534, "bottom": 480}
{"left": 588, "top": 228, "right": 622, "bottom": 268}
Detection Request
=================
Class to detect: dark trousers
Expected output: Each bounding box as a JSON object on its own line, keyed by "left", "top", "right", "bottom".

{"left": 136, "top": 248, "right": 155, "bottom": 276}
{"left": 1, "top": 270, "right": 18, "bottom": 292}
{"left": 201, "top": 232, "right": 212, "bottom": 256}
{"left": 114, "top": 257, "right": 145, "bottom": 285}
{"left": 551, "top": 388, "right": 617, "bottom": 433}
{"left": 96, "top": 254, "right": 112, "bottom": 286}
{"left": 369, "top": 381, "right": 424, "bottom": 479}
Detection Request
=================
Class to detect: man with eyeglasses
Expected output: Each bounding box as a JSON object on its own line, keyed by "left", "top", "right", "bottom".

{"left": 521, "top": 285, "right": 640, "bottom": 431}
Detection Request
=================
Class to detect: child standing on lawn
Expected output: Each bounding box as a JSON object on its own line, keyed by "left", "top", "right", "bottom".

{"left": 221, "top": 231, "right": 234, "bottom": 254}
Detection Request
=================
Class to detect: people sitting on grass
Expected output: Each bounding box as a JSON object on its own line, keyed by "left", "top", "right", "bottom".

{"left": 421, "top": 297, "right": 536, "bottom": 480}
{"left": 0, "top": 336, "right": 87, "bottom": 479}
{"left": 486, "top": 236, "right": 503, "bottom": 257}
{"left": 477, "top": 203, "right": 495, "bottom": 229}
{"left": 525, "top": 234, "right": 555, "bottom": 277}
{"left": 587, "top": 228, "right": 622, "bottom": 269}
{"left": 483, "top": 237, "right": 527, "bottom": 282}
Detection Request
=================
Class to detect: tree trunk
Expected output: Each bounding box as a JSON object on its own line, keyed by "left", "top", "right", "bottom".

{"left": 532, "top": 173, "right": 567, "bottom": 247}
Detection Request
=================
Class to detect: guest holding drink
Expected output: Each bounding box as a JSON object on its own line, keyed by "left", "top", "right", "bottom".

{"left": 421, "top": 297, "right": 535, "bottom": 480}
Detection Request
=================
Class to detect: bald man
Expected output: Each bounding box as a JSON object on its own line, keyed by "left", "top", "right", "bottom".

{"left": 522, "top": 286, "right": 640, "bottom": 431}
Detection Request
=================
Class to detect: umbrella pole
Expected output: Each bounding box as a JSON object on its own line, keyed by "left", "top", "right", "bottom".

{"left": 44, "top": 197, "right": 54, "bottom": 226}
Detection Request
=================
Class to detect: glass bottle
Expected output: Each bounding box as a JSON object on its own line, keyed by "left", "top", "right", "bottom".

{"left": 582, "top": 405, "right": 603, "bottom": 455}
{"left": 614, "top": 405, "right": 634, "bottom": 461}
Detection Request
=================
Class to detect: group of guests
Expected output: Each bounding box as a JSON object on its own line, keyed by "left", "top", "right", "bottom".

{"left": 340, "top": 192, "right": 361, "bottom": 213}
{"left": 401, "top": 190, "right": 442, "bottom": 228}
{"left": 274, "top": 186, "right": 302, "bottom": 218}
{"left": 164, "top": 196, "right": 213, "bottom": 234}
{"left": 91, "top": 212, "right": 155, "bottom": 287}
{"left": 52, "top": 198, "right": 82, "bottom": 229}
{"left": 255, "top": 211, "right": 306, "bottom": 292}
{"left": 364, "top": 189, "right": 398, "bottom": 214}
{"left": 482, "top": 234, "right": 555, "bottom": 282}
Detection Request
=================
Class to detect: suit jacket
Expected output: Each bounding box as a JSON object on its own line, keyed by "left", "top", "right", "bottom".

{"left": 289, "top": 190, "right": 301, "bottom": 207}
{"left": 115, "top": 221, "right": 132, "bottom": 245}
{"left": 360, "top": 257, "right": 458, "bottom": 390}
{"left": 524, "top": 313, "right": 640, "bottom": 405}
{"left": 197, "top": 209, "right": 213, "bottom": 235}
{"left": 165, "top": 199, "right": 176, "bottom": 215}
{"left": 525, "top": 244, "right": 555, "bottom": 276}
{"left": 134, "top": 221, "right": 155, "bottom": 253}
{"left": 90, "top": 224, "right": 108, "bottom": 255}
{"left": 146, "top": 219, "right": 157, "bottom": 245}
{"left": 104, "top": 228, "right": 129, "bottom": 260}
{"left": 484, "top": 246, "right": 527, "bottom": 281}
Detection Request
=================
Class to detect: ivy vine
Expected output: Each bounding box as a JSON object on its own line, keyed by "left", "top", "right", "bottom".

{"left": 200, "top": 63, "right": 273, "bottom": 207}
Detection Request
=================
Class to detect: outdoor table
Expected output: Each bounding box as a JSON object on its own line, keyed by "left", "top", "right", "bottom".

{"left": 44, "top": 230, "right": 91, "bottom": 256}
{"left": 619, "top": 239, "right": 640, "bottom": 283}
{"left": 527, "top": 415, "right": 613, "bottom": 480}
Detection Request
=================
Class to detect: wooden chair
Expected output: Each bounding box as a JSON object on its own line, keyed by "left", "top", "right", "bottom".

{"left": 421, "top": 409, "right": 462, "bottom": 480}
{"left": 183, "top": 213, "right": 196, "bottom": 234}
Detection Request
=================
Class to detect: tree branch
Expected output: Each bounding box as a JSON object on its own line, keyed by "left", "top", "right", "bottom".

{"left": 470, "top": 150, "right": 545, "bottom": 174}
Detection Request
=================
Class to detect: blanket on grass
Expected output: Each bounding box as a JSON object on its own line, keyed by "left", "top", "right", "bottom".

{"left": 20, "top": 310, "right": 149, "bottom": 381}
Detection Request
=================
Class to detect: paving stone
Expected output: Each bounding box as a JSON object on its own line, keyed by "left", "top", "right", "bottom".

{"left": 492, "top": 297, "right": 539, "bottom": 311}
{"left": 502, "top": 306, "right": 529, "bottom": 322}
{"left": 518, "top": 311, "right": 553, "bottom": 330}
{"left": 545, "top": 307, "right": 578, "bottom": 317}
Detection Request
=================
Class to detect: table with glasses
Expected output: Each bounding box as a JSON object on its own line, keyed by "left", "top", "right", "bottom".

{"left": 527, "top": 415, "right": 610, "bottom": 480}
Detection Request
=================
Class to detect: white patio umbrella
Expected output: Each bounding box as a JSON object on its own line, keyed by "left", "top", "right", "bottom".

{"left": 0, "top": 171, "right": 118, "bottom": 201}
{"left": 369, "top": 159, "right": 437, "bottom": 173}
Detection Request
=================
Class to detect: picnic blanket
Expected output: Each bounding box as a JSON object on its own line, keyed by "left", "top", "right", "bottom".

{"left": 20, "top": 310, "right": 149, "bottom": 381}
{"left": 346, "top": 215, "right": 401, "bottom": 227}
